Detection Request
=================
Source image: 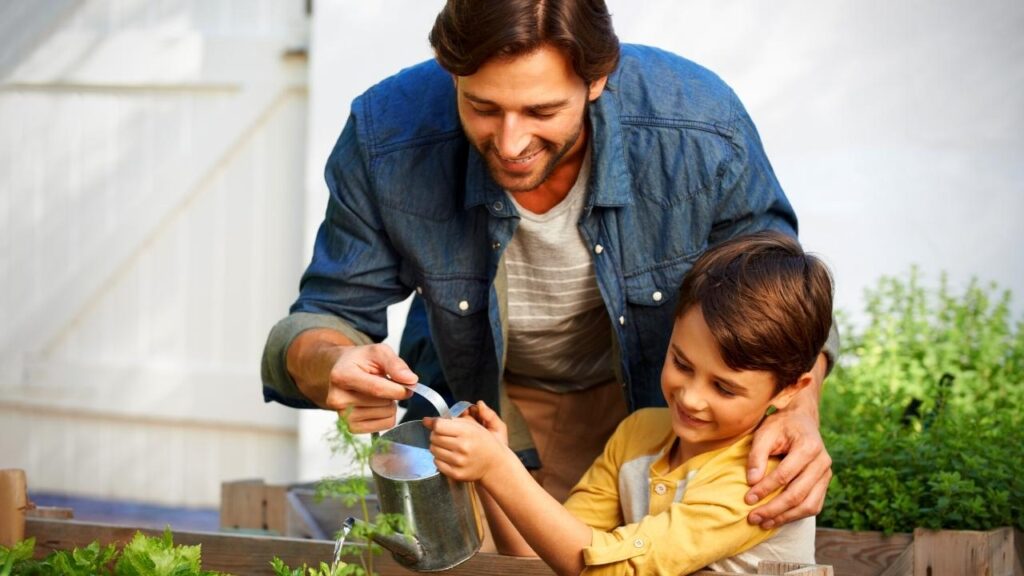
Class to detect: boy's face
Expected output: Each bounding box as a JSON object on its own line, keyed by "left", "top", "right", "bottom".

{"left": 455, "top": 44, "right": 607, "bottom": 192}
{"left": 661, "top": 306, "right": 789, "bottom": 462}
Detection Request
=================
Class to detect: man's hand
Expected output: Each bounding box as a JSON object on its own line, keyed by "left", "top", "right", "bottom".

{"left": 745, "top": 353, "right": 832, "bottom": 529}
{"left": 425, "top": 402, "right": 509, "bottom": 483}
{"left": 287, "top": 330, "right": 418, "bottom": 433}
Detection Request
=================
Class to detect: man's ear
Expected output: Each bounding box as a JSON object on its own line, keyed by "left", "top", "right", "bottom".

{"left": 588, "top": 76, "right": 609, "bottom": 101}
{"left": 770, "top": 372, "right": 814, "bottom": 411}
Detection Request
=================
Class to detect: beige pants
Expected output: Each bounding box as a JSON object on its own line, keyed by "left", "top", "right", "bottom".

{"left": 504, "top": 380, "right": 629, "bottom": 503}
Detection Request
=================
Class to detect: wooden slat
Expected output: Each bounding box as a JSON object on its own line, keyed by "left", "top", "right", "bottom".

{"left": 0, "top": 469, "right": 28, "bottom": 547}
{"left": 876, "top": 541, "right": 913, "bottom": 576}
{"left": 913, "top": 527, "right": 1016, "bottom": 576}
{"left": 25, "top": 518, "right": 556, "bottom": 576}
{"left": 815, "top": 527, "right": 913, "bottom": 576}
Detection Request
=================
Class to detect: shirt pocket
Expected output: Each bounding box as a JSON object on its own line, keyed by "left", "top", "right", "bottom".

{"left": 623, "top": 258, "right": 695, "bottom": 370}
{"left": 418, "top": 275, "right": 490, "bottom": 317}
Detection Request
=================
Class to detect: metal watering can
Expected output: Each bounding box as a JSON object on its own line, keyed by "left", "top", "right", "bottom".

{"left": 348, "top": 384, "right": 483, "bottom": 572}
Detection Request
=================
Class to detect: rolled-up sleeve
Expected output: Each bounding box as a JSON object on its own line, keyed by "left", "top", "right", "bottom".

{"left": 261, "top": 312, "right": 373, "bottom": 408}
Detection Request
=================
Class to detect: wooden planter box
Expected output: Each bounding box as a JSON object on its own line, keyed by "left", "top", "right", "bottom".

{"left": 24, "top": 517, "right": 830, "bottom": 576}
{"left": 816, "top": 526, "right": 1023, "bottom": 576}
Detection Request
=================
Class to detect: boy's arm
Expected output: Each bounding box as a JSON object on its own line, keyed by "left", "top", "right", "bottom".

{"left": 475, "top": 483, "right": 534, "bottom": 556}
{"left": 426, "top": 405, "right": 592, "bottom": 576}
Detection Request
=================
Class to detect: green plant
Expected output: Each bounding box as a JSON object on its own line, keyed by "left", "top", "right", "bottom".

{"left": 274, "top": 413, "right": 408, "bottom": 576}
{"left": 820, "top": 268, "right": 1024, "bottom": 533}
{"left": 0, "top": 530, "right": 223, "bottom": 576}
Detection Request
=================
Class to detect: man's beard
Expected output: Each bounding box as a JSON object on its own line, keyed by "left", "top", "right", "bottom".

{"left": 468, "top": 105, "right": 588, "bottom": 192}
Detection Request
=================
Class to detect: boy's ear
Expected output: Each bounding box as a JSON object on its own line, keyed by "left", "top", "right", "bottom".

{"left": 770, "top": 372, "right": 814, "bottom": 411}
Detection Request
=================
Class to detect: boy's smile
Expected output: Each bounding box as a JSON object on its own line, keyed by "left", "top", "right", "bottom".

{"left": 662, "top": 306, "right": 800, "bottom": 465}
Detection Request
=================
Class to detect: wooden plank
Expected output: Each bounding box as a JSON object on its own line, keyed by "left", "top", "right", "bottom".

{"left": 220, "top": 479, "right": 268, "bottom": 531}
{"left": 814, "top": 527, "right": 913, "bottom": 576}
{"left": 914, "top": 527, "right": 1015, "bottom": 576}
{"left": 25, "top": 517, "right": 556, "bottom": 576}
{"left": 25, "top": 506, "right": 74, "bottom": 520}
{"left": 264, "top": 484, "right": 288, "bottom": 536}
{"left": 0, "top": 469, "right": 28, "bottom": 547}
{"left": 1015, "top": 529, "right": 1023, "bottom": 576}
{"left": 876, "top": 541, "right": 913, "bottom": 576}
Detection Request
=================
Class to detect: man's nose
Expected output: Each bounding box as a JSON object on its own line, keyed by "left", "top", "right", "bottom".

{"left": 495, "top": 114, "right": 531, "bottom": 159}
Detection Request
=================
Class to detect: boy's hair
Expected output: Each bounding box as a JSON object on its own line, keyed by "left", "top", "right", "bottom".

{"left": 674, "top": 231, "right": 833, "bottom": 392}
{"left": 429, "top": 0, "right": 620, "bottom": 84}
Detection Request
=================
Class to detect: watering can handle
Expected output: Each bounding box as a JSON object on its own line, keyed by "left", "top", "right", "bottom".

{"left": 371, "top": 384, "right": 472, "bottom": 440}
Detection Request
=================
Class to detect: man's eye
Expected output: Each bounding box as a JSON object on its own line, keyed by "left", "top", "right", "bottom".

{"left": 472, "top": 107, "right": 499, "bottom": 117}
{"left": 529, "top": 110, "right": 556, "bottom": 119}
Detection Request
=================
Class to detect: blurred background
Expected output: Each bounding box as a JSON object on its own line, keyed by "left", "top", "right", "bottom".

{"left": 2, "top": 0, "right": 1022, "bottom": 527}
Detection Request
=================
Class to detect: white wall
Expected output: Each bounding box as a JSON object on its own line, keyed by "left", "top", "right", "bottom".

{"left": 299, "top": 0, "right": 1024, "bottom": 476}
{"left": 1, "top": 0, "right": 310, "bottom": 507}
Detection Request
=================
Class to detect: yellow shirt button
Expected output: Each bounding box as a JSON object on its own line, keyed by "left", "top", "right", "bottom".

{"left": 633, "top": 538, "right": 644, "bottom": 548}
{"left": 654, "top": 483, "right": 667, "bottom": 495}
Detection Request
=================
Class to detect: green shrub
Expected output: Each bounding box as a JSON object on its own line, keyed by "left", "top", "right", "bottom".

{"left": 820, "top": 268, "right": 1024, "bottom": 533}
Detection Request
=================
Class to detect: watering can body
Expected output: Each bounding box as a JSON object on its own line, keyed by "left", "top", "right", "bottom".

{"left": 369, "top": 418, "right": 484, "bottom": 571}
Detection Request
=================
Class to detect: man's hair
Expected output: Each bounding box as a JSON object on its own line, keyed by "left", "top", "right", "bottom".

{"left": 429, "top": 0, "right": 620, "bottom": 84}
{"left": 674, "top": 231, "right": 834, "bottom": 392}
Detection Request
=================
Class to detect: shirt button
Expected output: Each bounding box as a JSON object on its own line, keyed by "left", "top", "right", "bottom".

{"left": 416, "top": 286, "right": 423, "bottom": 295}
{"left": 594, "top": 244, "right": 604, "bottom": 254}
{"left": 492, "top": 201, "right": 504, "bottom": 212}
{"left": 654, "top": 483, "right": 667, "bottom": 495}
{"left": 633, "top": 538, "right": 644, "bottom": 548}
{"left": 458, "top": 300, "right": 469, "bottom": 311}
{"left": 492, "top": 241, "right": 501, "bottom": 250}
{"left": 618, "top": 315, "right": 625, "bottom": 326}
{"left": 652, "top": 291, "right": 663, "bottom": 302}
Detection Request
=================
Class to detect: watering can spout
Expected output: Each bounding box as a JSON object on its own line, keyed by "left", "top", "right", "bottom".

{"left": 345, "top": 517, "right": 424, "bottom": 563}
{"left": 371, "top": 532, "right": 424, "bottom": 563}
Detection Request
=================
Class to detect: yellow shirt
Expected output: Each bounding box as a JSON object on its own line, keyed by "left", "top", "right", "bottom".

{"left": 564, "top": 408, "right": 815, "bottom": 575}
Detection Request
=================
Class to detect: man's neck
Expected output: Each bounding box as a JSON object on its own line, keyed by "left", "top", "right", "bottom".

{"left": 513, "top": 130, "right": 588, "bottom": 214}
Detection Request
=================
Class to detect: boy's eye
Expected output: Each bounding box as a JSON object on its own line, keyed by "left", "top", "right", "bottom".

{"left": 715, "top": 382, "right": 737, "bottom": 397}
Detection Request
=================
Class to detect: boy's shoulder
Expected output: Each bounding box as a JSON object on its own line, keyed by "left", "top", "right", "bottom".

{"left": 610, "top": 408, "right": 677, "bottom": 457}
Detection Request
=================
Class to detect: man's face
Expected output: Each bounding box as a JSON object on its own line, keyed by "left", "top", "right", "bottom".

{"left": 455, "top": 44, "right": 607, "bottom": 192}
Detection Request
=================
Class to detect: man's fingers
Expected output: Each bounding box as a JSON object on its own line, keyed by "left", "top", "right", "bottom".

{"left": 346, "top": 403, "right": 399, "bottom": 423}
{"left": 345, "top": 413, "right": 397, "bottom": 434}
{"left": 745, "top": 426, "right": 783, "bottom": 485}
{"left": 751, "top": 465, "right": 832, "bottom": 529}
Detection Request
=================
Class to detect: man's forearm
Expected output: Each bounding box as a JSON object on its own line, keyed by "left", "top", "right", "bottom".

{"left": 286, "top": 329, "right": 355, "bottom": 408}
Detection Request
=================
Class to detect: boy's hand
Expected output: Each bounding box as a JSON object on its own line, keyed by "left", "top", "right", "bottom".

{"left": 425, "top": 401, "right": 509, "bottom": 483}
{"left": 467, "top": 400, "right": 509, "bottom": 446}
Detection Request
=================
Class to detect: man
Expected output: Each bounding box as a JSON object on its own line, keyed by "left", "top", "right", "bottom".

{"left": 262, "top": 0, "right": 834, "bottom": 530}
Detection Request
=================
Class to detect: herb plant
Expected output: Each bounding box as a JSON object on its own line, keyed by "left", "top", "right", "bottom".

{"left": 274, "top": 413, "right": 409, "bottom": 576}
{"left": 820, "top": 268, "right": 1024, "bottom": 533}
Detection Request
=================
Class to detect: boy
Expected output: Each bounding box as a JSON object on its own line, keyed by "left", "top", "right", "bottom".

{"left": 425, "top": 231, "right": 834, "bottom": 575}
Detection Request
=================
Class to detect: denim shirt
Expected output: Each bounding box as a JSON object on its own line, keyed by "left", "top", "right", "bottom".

{"left": 262, "top": 44, "right": 798, "bottom": 412}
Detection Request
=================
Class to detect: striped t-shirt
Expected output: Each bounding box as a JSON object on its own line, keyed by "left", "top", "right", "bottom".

{"left": 503, "top": 151, "right": 615, "bottom": 392}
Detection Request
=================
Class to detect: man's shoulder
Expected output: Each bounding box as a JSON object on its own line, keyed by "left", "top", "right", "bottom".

{"left": 352, "top": 58, "right": 462, "bottom": 151}
{"left": 610, "top": 44, "right": 741, "bottom": 123}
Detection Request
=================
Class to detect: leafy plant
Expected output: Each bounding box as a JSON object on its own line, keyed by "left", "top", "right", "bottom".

{"left": 0, "top": 530, "right": 221, "bottom": 576}
{"left": 820, "top": 268, "right": 1024, "bottom": 533}
{"left": 274, "top": 413, "right": 409, "bottom": 576}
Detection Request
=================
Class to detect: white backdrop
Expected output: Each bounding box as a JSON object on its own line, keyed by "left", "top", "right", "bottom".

{"left": 298, "top": 0, "right": 1024, "bottom": 480}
